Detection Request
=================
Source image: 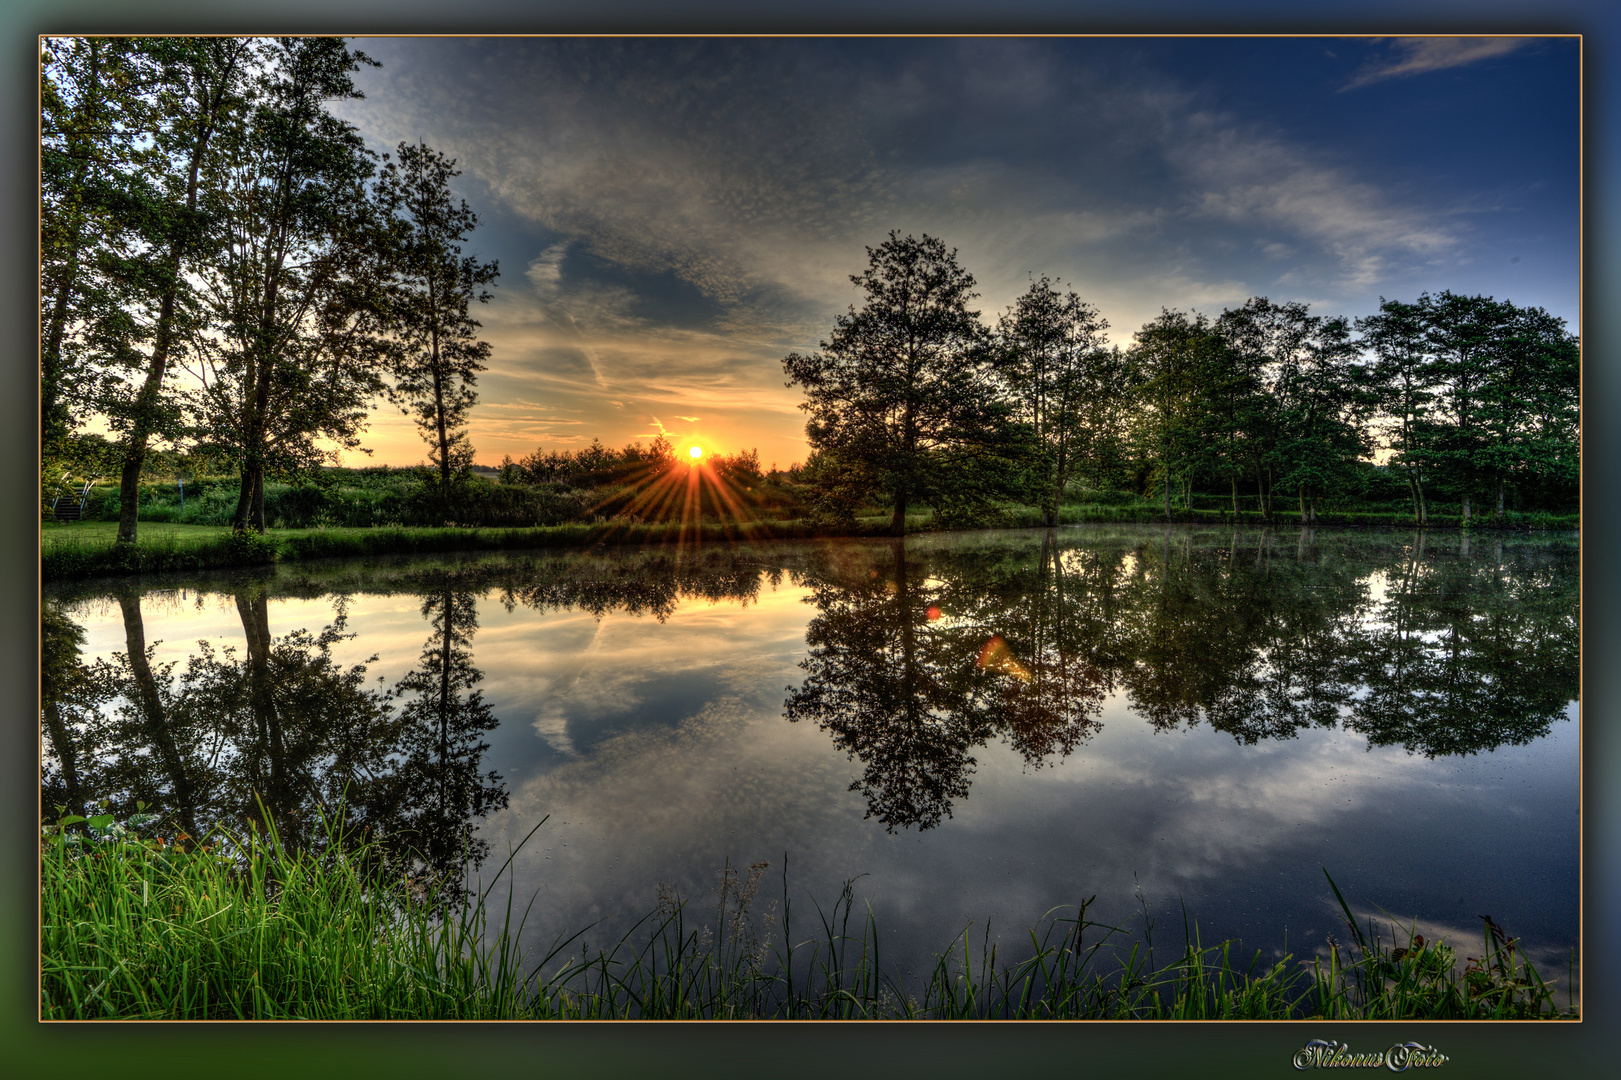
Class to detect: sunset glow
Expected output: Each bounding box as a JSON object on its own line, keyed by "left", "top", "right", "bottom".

{"left": 314, "top": 38, "right": 1576, "bottom": 469}
{"left": 689, "top": 445, "right": 703, "bottom": 460}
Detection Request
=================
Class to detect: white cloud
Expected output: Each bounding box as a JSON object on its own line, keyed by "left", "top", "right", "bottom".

{"left": 1344, "top": 37, "right": 1533, "bottom": 90}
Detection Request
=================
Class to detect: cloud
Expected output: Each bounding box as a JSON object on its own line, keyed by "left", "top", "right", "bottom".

{"left": 1344, "top": 37, "right": 1532, "bottom": 90}
{"left": 1167, "top": 111, "right": 1460, "bottom": 290}
{"left": 326, "top": 37, "right": 1564, "bottom": 464}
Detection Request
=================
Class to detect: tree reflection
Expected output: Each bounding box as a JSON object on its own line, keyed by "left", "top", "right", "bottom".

{"left": 369, "top": 587, "right": 508, "bottom": 892}
{"left": 497, "top": 549, "right": 765, "bottom": 621}
{"left": 786, "top": 529, "right": 1577, "bottom": 830}
{"left": 41, "top": 603, "right": 105, "bottom": 822}
{"left": 786, "top": 538, "right": 1106, "bottom": 831}
{"left": 42, "top": 531, "right": 1577, "bottom": 851}
{"left": 39, "top": 585, "right": 509, "bottom": 894}
{"left": 1344, "top": 539, "right": 1579, "bottom": 755}
{"left": 1111, "top": 529, "right": 1365, "bottom": 744}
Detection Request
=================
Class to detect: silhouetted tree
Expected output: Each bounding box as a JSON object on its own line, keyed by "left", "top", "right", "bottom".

{"left": 994, "top": 277, "right": 1111, "bottom": 525}
{"left": 783, "top": 233, "right": 1027, "bottom": 533}
{"left": 376, "top": 140, "right": 498, "bottom": 497}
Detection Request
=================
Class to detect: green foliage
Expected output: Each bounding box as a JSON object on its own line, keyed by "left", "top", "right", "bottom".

{"left": 375, "top": 140, "right": 498, "bottom": 493}
{"left": 995, "top": 276, "right": 1114, "bottom": 524}
{"left": 784, "top": 233, "right": 1028, "bottom": 534}
{"left": 225, "top": 529, "right": 278, "bottom": 564}
{"left": 40, "top": 809, "right": 1572, "bottom": 1021}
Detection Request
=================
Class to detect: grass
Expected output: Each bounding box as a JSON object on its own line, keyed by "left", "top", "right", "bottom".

{"left": 41, "top": 808, "right": 1577, "bottom": 1021}
{"left": 39, "top": 518, "right": 836, "bottom": 582}
{"left": 40, "top": 494, "right": 1578, "bottom": 582}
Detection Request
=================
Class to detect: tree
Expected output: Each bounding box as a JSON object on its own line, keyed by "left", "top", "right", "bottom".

{"left": 186, "top": 38, "right": 390, "bottom": 534}
{"left": 1359, "top": 292, "right": 1577, "bottom": 523}
{"left": 1420, "top": 291, "right": 1504, "bottom": 523}
{"left": 375, "top": 141, "right": 499, "bottom": 497}
{"left": 994, "top": 276, "right": 1111, "bottom": 525}
{"left": 99, "top": 38, "right": 256, "bottom": 546}
{"left": 1129, "top": 310, "right": 1234, "bottom": 518}
{"left": 1481, "top": 305, "right": 1578, "bottom": 513}
{"left": 1358, "top": 297, "right": 1438, "bottom": 525}
{"left": 1218, "top": 298, "right": 1368, "bottom": 524}
{"left": 40, "top": 37, "right": 142, "bottom": 454}
{"left": 783, "top": 233, "right": 1022, "bottom": 534}
{"left": 1423, "top": 292, "right": 1578, "bottom": 520}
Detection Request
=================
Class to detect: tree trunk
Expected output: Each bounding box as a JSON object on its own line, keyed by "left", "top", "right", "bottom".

{"left": 890, "top": 491, "right": 908, "bottom": 536}
{"left": 115, "top": 54, "right": 232, "bottom": 546}
{"left": 41, "top": 41, "right": 102, "bottom": 451}
{"left": 114, "top": 283, "right": 178, "bottom": 546}
{"left": 118, "top": 589, "right": 199, "bottom": 840}
{"left": 237, "top": 590, "right": 292, "bottom": 843}
{"left": 1496, "top": 478, "right": 1505, "bottom": 520}
{"left": 1461, "top": 496, "right": 1471, "bottom": 526}
{"left": 1230, "top": 476, "right": 1238, "bottom": 517}
{"left": 41, "top": 697, "right": 87, "bottom": 820}
{"left": 428, "top": 271, "right": 452, "bottom": 495}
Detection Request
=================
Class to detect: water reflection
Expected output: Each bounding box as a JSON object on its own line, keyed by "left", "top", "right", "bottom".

{"left": 41, "top": 584, "right": 507, "bottom": 893}
{"left": 377, "top": 588, "right": 508, "bottom": 886}
{"left": 39, "top": 550, "right": 792, "bottom": 884}
{"left": 42, "top": 529, "right": 1577, "bottom": 889}
{"left": 785, "top": 529, "right": 1577, "bottom": 829}
{"left": 785, "top": 537, "right": 1104, "bottom": 831}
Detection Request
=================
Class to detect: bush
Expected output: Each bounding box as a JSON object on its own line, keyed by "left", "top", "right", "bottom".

{"left": 225, "top": 530, "right": 278, "bottom": 564}
{"left": 395, "top": 479, "right": 589, "bottom": 528}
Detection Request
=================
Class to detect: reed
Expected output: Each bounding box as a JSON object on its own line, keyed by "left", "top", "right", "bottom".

{"left": 41, "top": 811, "right": 1576, "bottom": 1021}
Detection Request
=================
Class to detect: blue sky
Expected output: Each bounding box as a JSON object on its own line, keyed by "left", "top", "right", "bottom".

{"left": 325, "top": 36, "right": 1577, "bottom": 467}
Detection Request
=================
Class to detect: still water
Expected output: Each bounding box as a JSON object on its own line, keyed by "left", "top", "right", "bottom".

{"left": 42, "top": 526, "right": 1579, "bottom": 991}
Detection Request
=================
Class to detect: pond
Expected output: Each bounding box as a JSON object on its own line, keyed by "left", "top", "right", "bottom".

{"left": 41, "top": 525, "right": 1580, "bottom": 998}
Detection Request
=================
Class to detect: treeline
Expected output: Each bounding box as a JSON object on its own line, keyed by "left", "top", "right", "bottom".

{"left": 785, "top": 233, "right": 1579, "bottom": 532}
{"left": 499, "top": 435, "right": 762, "bottom": 488}
{"left": 42, "top": 37, "right": 496, "bottom": 543}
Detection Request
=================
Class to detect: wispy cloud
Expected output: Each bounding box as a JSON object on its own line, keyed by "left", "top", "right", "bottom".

{"left": 1169, "top": 113, "right": 1460, "bottom": 289}
{"left": 1343, "top": 37, "right": 1532, "bottom": 90}
{"left": 329, "top": 37, "right": 1572, "bottom": 465}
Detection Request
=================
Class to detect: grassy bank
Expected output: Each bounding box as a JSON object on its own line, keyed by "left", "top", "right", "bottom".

{"left": 41, "top": 811, "right": 1574, "bottom": 1021}
{"left": 40, "top": 518, "right": 832, "bottom": 582}
{"left": 40, "top": 501, "right": 1579, "bottom": 583}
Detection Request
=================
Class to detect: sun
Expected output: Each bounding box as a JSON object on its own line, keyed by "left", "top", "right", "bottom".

{"left": 689, "top": 445, "right": 704, "bottom": 460}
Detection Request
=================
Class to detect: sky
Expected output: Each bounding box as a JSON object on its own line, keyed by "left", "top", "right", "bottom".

{"left": 319, "top": 35, "right": 1581, "bottom": 470}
